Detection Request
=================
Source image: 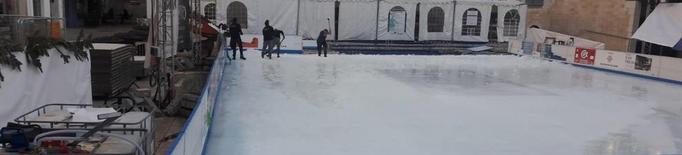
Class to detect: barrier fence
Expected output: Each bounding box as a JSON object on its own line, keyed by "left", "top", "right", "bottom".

{"left": 168, "top": 35, "right": 229, "bottom": 155}
{"left": 508, "top": 40, "right": 682, "bottom": 83}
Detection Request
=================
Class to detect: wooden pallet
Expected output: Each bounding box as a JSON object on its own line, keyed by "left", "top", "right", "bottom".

{"left": 91, "top": 44, "right": 136, "bottom": 97}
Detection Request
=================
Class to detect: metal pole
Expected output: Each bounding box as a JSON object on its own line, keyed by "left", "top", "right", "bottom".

{"left": 451, "top": 0, "right": 456, "bottom": 41}
{"left": 296, "top": 0, "right": 301, "bottom": 35}
{"left": 375, "top": 0, "right": 380, "bottom": 40}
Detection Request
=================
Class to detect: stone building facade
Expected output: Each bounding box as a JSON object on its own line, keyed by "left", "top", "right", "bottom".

{"left": 525, "top": 0, "right": 639, "bottom": 52}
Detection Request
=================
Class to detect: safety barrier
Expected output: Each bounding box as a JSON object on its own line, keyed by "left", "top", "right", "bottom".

{"left": 168, "top": 35, "right": 230, "bottom": 155}
{"left": 508, "top": 40, "right": 682, "bottom": 83}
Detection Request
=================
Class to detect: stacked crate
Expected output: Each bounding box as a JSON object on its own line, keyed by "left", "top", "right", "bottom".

{"left": 91, "top": 43, "right": 135, "bottom": 97}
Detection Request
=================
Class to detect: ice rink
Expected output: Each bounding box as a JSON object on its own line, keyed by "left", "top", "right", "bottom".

{"left": 205, "top": 52, "right": 682, "bottom": 155}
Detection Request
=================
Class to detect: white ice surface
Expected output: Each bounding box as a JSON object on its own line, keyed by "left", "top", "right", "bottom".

{"left": 206, "top": 52, "right": 682, "bottom": 155}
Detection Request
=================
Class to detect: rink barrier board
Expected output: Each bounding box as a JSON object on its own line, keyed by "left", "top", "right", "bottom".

{"left": 571, "top": 64, "right": 682, "bottom": 85}
{"left": 226, "top": 34, "right": 304, "bottom": 54}
{"left": 168, "top": 36, "right": 230, "bottom": 155}
{"left": 508, "top": 40, "right": 682, "bottom": 85}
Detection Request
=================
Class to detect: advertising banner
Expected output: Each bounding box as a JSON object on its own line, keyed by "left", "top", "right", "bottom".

{"left": 574, "top": 48, "right": 596, "bottom": 65}
{"left": 594, "top": 50, "right": 660, "bottom": 77}
{"left": 623, "top": 53, "right": 659, "bottom": 76}
{"left": 595, "top": 50, "right": 626, "bottom": 69}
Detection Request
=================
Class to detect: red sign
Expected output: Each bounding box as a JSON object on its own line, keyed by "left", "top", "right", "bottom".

{"left": 243, "top": 37, "right": 259, "bottom": 48}
{"left": 574, "top": 48, "right": 596, "bottom": 65}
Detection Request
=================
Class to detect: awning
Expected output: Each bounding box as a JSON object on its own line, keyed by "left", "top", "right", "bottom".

{"left": 632, "top": 3, "right": 682, "bottom": 51}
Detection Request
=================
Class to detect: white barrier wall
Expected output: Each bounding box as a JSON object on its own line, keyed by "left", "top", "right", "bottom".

{"left": 508, "top": 40, "right": 682, "bottom": 82}
{"left": 226, "top": 34, "right": 303, "bottom": 54}
{"left": 0, "top": 49, "right": 92, "bottom": 126}
{"left": 169, "top": 37, "right": 230, "bottom": 155}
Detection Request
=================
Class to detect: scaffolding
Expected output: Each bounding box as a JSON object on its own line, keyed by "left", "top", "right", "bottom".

{"left": 147, "top": 0, "right": 203, "bottom": 112}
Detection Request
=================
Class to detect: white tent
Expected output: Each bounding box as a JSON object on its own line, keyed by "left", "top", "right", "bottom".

{"left": 205, "top": 0, "right": 526, "bottom": 42}
{"left": 418, "top": 1, "right": 455, "bottom": 41}
{"left": 632, "top": 3, "right": 682, "bottom": 51}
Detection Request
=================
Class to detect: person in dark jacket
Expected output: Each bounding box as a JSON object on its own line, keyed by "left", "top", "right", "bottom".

{"left": 272, "top": 29, "right": 285, "bottom": 58}
{"left": 262, "top": 20, "right": 275, "bottom": 59}
{"left": 228, "top": 18, "right": 246, "bottom": 60}
{"left": 317, "top": 29, "right": 330, "bottom": 57}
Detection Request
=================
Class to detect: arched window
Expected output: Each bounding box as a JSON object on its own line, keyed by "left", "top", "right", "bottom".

{"left": 503, "top": 9, "right": 520, "bottom": 37}
{"left": 427, "top": 7, "right": 445, "bottom": 32}
{"left": 461, "top": 8, "right": 481, "bottom": 36}
{"left": 204, "top": 3, "right": 216, "bottom": 20}
{"left": 388, "top": 6, "right": 407, "bottom": 33}
{"left": 227, "top": 1, "right": 248, "bottom": 28}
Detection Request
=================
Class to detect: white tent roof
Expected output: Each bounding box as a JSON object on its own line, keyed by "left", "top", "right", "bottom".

{"left": 632, "top": 3, "right": 682, "bottom": 51}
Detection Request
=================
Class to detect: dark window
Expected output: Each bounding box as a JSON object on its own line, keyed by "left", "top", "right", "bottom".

{"left": 33, "top": 0, "right": 42, "bottom": 16}
{"left": 461, "top": 8, "right": 481, "bottom": 36}
{"left": 427, "top": 7, "right": 444, "bottom": 32}
{"left": 388, "top": 6, "right": 407, "bottom": 33}
{"left": 0, "top": 2, "right": 5, "bottom": 14}
{"left": 526, "top": 0, "right": 544, "bottom": 7}
{"left": 503, "top": 10, "right": 520, "bottom": 37}
{"left": 204, "top": 3, "right": 216, "bottom": 20}
{"left": 227, "top": 1, "right": 247, "bottom": 28}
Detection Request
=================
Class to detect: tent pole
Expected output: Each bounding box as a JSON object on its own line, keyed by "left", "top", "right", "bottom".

{"left": 375, "top": 0, "right": 380, "bottom": 41}
{"left": 296, "top": 0, "right": 301, "bottom": 35}
{"left": 451, "top": 0, "right": 456, "bottom": 41}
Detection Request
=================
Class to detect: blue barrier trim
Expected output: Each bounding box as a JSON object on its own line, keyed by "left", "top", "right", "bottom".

{"left": 200, "top": 54, "right": 228, "bottom": 155}
{"left": 515, "top": 54, "right": 682, "bottom": 86}
{"left": 570, "top": 64, "right": 682, "bottom": 85}
{"left": 167, "top": 41, "right": 230, "bottom": 155}
{"left": 252, "top": 49, "right": 304, "bottom": 54}
{"left": 166, "top": 59, "right": 218, "bottom": 155}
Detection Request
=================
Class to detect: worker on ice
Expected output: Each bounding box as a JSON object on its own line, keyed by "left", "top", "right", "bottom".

{"left": 317, "top": 29, "right": 330, "bottom": 57}
{"left": 272, "top": 29, "right": 285, "bottom": 58}
{"left": 262, "top": 20, "right": 275, "bottom": 59}
{"left": 228, "top": 18, "right": 246, "bottom": 60}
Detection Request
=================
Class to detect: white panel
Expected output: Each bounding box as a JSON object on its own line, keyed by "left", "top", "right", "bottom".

{"left": 496, "top": 5, "right": 525, "bottom": 42}
{"left": 632, "top": 3, "right": 682, "bottom": 48}
{"left": 452, "top": 2, "right": 490, "bottom": 42}
{"left": 551, "top": 45, "right": 576, "bottom": 62}
{"left": 0, "top": 49, "right": 92, "bottom": 126}
{"left": 659, "top": 56, "right": 682, "bottom": 81}
{"left": 255, "top": 0, "right": 298, "bottom": 34}
{"left": 526, "top": 28, "right": 606, "bottom": 49}
{"left": 378, "top": 0, "right": 416, "bottom": 40}
{"left": 418, "top": 2, "right": 454, "bottom": 41}
{"left": 225, "top": 34, "right": 303, "bottom": 51}
{"left": 299, "top": 0, "right": 334, "bottom": 40}
{"left": 338, "top": 1, "right": 378, "bottom": 40}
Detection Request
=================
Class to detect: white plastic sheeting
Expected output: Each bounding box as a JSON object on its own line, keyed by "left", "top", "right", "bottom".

{"left": 526, "top": 28, "right": 606, "bottom": 49}
{"left": 299, "top": 0, "right": 335, "bottom": 40}
{"left": 217, "top": 0, "right": 299, "bottom": 35}
{"left": 632, "top": 3, "right": 682, "bottom": 51}
{"left": 418, "top": 1, "right": 455, "bottom": 41}
{"left": 213, "top": 0, "right": 525, "bottom": 41}
{"left": 0, "top": 49, "right": 92, "bottom": 126}
{"left": 453, "top": 1, "right": 492, "bottom": 42}
{"left": 378, "top": 0, "right": 417, "bottom": 40}
{"left": 496, "top": 4, "right": 526, "bottom": 42}
{"left": 338, "top": 0, "right": 378, "bottom": 40}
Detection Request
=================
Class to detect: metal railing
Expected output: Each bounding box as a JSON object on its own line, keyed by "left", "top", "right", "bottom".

{"left": 0, "top": 15, "right": 64, "bottom": 46}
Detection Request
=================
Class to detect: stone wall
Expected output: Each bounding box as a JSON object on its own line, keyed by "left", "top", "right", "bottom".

{"left": 526, "top": 0, "right": 637, "bottom": 51}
